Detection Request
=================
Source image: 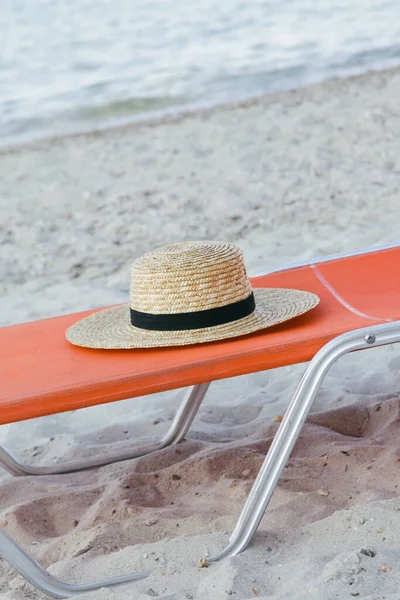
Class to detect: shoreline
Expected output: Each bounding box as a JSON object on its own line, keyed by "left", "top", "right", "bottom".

{"left": 2, "top": 61, "right": 400, "bottom": 325}
{"left": 2, "top": 62, "right": 400, "bottom": 155}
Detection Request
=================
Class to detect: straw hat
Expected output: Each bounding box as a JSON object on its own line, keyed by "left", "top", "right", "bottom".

{"left": 66, "top": 241, "right": 319, "bottom": 349}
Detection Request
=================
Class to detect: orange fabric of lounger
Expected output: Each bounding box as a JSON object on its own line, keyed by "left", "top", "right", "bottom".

{"left": 0, "top": 247, "right": 398, "bottom": 425}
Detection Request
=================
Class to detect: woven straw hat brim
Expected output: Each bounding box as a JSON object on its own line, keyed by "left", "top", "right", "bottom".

{"left": 66, "top": 288, "right": 319, "bottom": 349}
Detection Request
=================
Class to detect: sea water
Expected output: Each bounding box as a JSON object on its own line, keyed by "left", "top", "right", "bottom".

{"left": 1, "top": 0, "right": 400, "bottom": 144}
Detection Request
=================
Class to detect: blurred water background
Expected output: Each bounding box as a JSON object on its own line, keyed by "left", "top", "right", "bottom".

{"left": 1, "top": 0, "right": 400, "bottom": 144}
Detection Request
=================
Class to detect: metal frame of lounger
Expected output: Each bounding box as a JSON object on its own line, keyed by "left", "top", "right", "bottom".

{"left": 0, "top": 383, "right": 211, "bottom": 476}
{"left": 1, "top": 240, "right": 398, "bottom": 477}
{"left": 1, "top": 242, "right": 399, "bottom": 598}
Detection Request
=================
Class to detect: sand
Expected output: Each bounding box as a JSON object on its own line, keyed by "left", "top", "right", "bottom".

{"left": 1, "top": 66, "right": 400, "bottom": 599}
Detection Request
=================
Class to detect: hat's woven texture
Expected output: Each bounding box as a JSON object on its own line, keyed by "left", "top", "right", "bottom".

{"left": 130, "top": 242, "right": 251, "bottom": 313}
{"left": 66, "top": 241, "right": 319, "bottom": 349}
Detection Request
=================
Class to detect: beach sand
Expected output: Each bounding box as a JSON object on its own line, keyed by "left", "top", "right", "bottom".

{"left": 1, "top": 67, "right": 400, "bottom": 599}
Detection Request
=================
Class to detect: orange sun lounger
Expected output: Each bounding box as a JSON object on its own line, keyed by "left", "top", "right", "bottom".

{"left": 1, "top": 242, "right": 400, "bottom": 598}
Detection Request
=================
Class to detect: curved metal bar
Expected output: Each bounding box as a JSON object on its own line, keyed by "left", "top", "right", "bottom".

{"left": 0, "top": 527, "right": 151, "bottom": 598}
{"left": 0, "top": 383, "right": 211, "bottom": 596}
{"left": 208, "top": 321, "right": 400, "bottom": 561}
{"left": 0, "top": 383, "right": 210, "bottom": 476}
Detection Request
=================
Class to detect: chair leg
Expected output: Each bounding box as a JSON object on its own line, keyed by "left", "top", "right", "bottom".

{"left": 0, "top": 383, "right": 210, "bottom": 476}
{"left": 0, "top": 527, "right": 151, "bottom": 598}
{"left": 207, "top": 321, "right": 400, "bottom": 561}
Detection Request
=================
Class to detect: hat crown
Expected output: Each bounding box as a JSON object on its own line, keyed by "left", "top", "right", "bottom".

{"left": 130, "top": 241, "right": 252, "bottom": 314}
